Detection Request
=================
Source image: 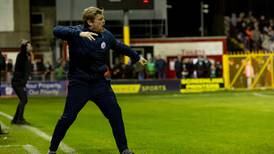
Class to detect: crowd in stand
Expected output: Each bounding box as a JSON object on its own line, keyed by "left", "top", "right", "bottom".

{"left": 0, "top": 53, "right": 222, "bottom": 82}
{"left": 225, "top": 12, "right": 274, "bottom": 52}
{"left": 110, "top": 55, "right": 222, "bottom": 80}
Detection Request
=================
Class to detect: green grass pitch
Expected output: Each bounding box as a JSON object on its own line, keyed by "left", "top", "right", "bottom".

{"left": 0, "top": 91, "right": 274, "bottom": 154}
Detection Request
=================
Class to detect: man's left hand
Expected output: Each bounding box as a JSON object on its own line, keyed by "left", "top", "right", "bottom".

{"left": 138, "top": 56, "right": 147, "bottom": 65}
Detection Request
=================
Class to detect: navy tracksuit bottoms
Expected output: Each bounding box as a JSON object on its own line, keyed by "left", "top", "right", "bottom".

{"left": 49, "top": 79, "right": 128, "bottom": 152}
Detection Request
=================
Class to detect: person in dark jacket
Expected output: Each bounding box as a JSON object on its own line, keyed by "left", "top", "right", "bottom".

{"left": 0, "top": 50, "right": 6, "bottom": 96}
{"left": 0, "top": 50, "right": 7, "bottom": 134}
{"left": 11, "top": 40, "right": 33, "bottom": 125}
{"left": 48, "top": 6, "right": 147, "bottom": 154}
{"left": 155, "top": 55, "right": 166, "bottom": 79}
{"left": 0, "top": 51, "right": 8, "bottom": 134}
{"left": 174, "top": 56, "right": 182, "bottom": 78}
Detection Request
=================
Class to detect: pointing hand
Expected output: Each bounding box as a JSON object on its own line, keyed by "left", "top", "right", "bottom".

{"left": 138, "top": 56, "right": 147, "bottom": 65}
{"left": 79, "top": 32, "right": 98, "bottom": 41}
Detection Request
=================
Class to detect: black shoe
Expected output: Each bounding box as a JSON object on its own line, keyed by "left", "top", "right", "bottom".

{"left": 0, "top": 129, "right": 8, "bottom": 134}
{"left": 121, "top": 149, "right": 134, "bottom": 154}
{"left": 11, "top": 119, "right": 31, "bottom": 125}
{"left": 48, "top": 150, "right": 56, "bottom": 154}
{"left": 11, "top": 120, "right": 17, "bottom": 124}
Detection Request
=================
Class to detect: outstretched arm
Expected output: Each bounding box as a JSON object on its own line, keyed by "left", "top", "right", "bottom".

{"left": 112, "top": 40, "right": 147, "bottom": 65}
{"left": 53, "top": 26, "right": 97, "bottom": 40}
{"left": 79, "top": 32, "right": 98, "bottom": 41}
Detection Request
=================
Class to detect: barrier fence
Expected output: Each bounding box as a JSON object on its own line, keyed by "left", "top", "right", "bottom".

{"left": 223, "top": 53, "right": 274, "bottom": 90}
{"left": 0, "top": 78, "right": 225, "bottom": 96}
{"left": 1, "top": 53, "right": 274, "bottom": 96}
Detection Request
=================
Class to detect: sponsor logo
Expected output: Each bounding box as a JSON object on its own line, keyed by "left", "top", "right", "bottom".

{"left": 141, "top": 85, "right": 167, "bottom": 92}
{"left": 111, "top": 84, "right": 141, "bottom": 93}
{"left": 181, "top": 78, "right": 224, "bottom": 93}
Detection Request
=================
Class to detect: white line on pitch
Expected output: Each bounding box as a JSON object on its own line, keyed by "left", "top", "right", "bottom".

{"left": 0, "top": 111, "right": 76, "bottom": 153}
{"left": 253, "top": 92, "right": 274, "bottom": 97}
{"left": 0, "top": 144, "right": 40, "bottom": 154}
{"left": 0, "top": 120, "right": 8, "bottom": 129}
{"left": 0, "top": 145, "right": 22, "bottom": 148}
{"left": 23, "top": 144, "right": 41, "bottom": 154}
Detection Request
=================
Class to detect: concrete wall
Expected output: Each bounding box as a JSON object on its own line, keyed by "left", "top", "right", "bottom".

{"left": 0, "top": 0, "right": 30, "bottom": 48}
{"left": 31, "top": 6, "right": 56, "bottom": 52}
{"left": 32, "top": 7, "right": 55, "bottom": 40}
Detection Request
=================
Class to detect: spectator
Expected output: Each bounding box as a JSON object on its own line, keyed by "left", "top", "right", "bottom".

{"left": 182, "top": 58, "right": 190, "bottom": 78}
{"left": 252, "top": 21, "right": 261, "bottom": 50}
{"left": 210, "top": 61, "right": 217, "bottom": 78}
{"left": 244, "top": 60, "right": 254, "bottom": 89}
{"left": 146, "top": 58, "right": 156, "bottom": 79}
{"left": 203, "top": 56, "right": 211, "bottom": 77}
{"left": 174, "top": 56, "right": 182, "bottom": 79}
{"left": 226, "top": 12, "right": 274, "bottom": 52}
{"left": 194, "top": 56, "right": 205, "bottom": 78}
{"left": 215, "top": 61, "right": 223, "bottom": 77}
{"left": 0, "top": 50, "right": 6, "bottom": 95}
{"left": 11, "top": 39, "right": 33, "bottom": 125}
{"left": 134, "top": 62, "right": 145, "bottom": 80}
{"left": 6, "top": 59, "right": 13, "bottom": 83}
{"left": 186, "top": 58, "right": 194, "bottom": 78}
{"left": 155, "top": 55, "right": 166, "bottom": 79}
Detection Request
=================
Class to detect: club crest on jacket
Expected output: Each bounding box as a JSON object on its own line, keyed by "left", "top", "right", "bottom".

{"left": 101, "top": 42, "right": 106, "bottom": 49}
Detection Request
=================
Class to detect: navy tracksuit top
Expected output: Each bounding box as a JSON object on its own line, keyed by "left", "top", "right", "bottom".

{"left": 53, "top": 25, "right": 140, "bottom": 81}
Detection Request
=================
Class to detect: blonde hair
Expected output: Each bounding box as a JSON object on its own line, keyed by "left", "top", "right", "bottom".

{"left": 82, "top": 7, "right": 103, "bottom": 24}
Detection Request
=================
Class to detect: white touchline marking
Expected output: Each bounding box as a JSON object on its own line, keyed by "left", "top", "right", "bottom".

{"left": 0, "top": 144, "right": 40, "bottom": 154}
{"left": 23, "top": 144, "right": 41, "bottom": 154}
{"left": 0, "top": 121, "right": 8, "bottom": 129}
{"left": 21, "top": 125, "right": 76, "bottom": 153}
{"left": 0, "top": 111, "right": 13, "bottom": 120}
{"left": 0, "top": 111, "right": 76, "bottom": 153}
{"left": 253, "top": 92, "right": 274, "bottom": 97}
{"left": 0, "top": 144, "right": 23, "bottom": 148}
